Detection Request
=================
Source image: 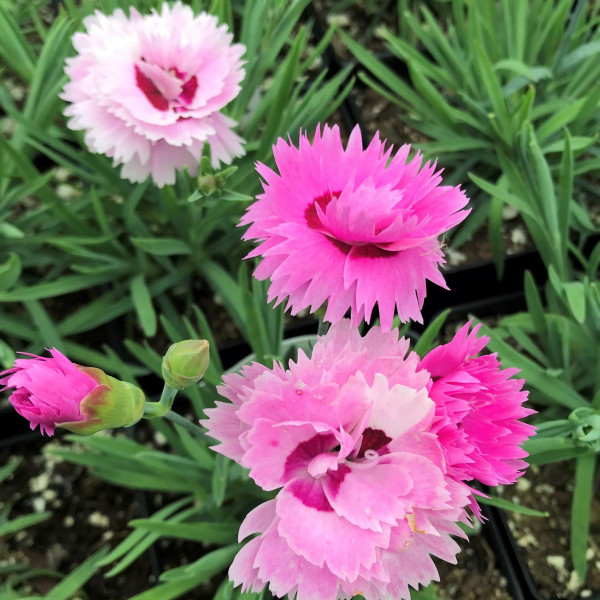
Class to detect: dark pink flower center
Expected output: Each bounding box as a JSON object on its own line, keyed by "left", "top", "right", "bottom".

{"left": 284, "top": 433, "right": 338, "bottom": 480}
{"left": 305, "top": 191, "right": 340, "bottom": 230}
{"left": 284, "top": 433, "right": 348, "bottom": 512}
{"left": 134, "top": 61, "right": 198, "bottom": 112}
{"left": 305, "top": 190, "right": 399, "bottom": 258}
{"left": 283, "top": 427, "right": 391, "bottom": 512}
{"left": 180, "top": 76, "right": 198, "bottom": 104}
{"left": 135, "top": 65, "right": 169, "bottom": 111}
{"left": 288, "top": 478, "right": 334, "bottom": 512}
{"left": 356, "top": 427, "right": 392, "bottom": 458}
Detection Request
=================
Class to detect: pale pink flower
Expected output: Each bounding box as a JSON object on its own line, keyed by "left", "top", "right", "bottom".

{"left": 241, "top": 125, "right": 469, "bottom": 329}
{"left": 202, "top": 321, "right": 471, "bottom": 600}
{"left": 0, "top": 349, "right": 145, "bottom": 436}
{"left": 61, "top": 2, "right": 245, "bottom": 187}
{"left": 419, "top": 321, "right": 536, "bottom": 501}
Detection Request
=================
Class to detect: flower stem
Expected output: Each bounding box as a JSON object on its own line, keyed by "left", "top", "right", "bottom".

{"left": 164, "top": 410, "right": 206, "bottom": 439}
{"left": 143, "top": 385, "right": 179, "bottom": 418}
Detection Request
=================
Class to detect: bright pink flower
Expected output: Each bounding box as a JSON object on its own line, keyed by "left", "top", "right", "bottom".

{"left": 61, "top": 3, "right": 245, "bottom": 187}
{"left": 419, "top": 321, "right": 536, "bottom": 496}
{"left": 1, "top": 349, "right": 145, "bottom": 436}
{"left": 241, "top": 125, "right": 469, "bottom": 329}
{"left": 202, "top": 321, "right": 471, "bottom": 600}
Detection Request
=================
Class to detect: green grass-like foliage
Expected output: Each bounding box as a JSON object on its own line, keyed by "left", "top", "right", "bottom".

{"left": 343, "top": 0, "right": 600, "bottom": 271}
{"left": 0, "top": 0, "right": 352, "bottom": 369}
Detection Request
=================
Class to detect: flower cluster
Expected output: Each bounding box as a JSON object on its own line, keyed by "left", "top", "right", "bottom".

{"left": 241, "top": 124, "right": 469, "bottom": 329}
{"left": 61, "top": 2, "right": 245, "bottom": 187}
{"left": 0, "top": 3, "right": 535, "bottom": 596}
{"left": 203, "top": 320, "right": 534, "bottom": 600}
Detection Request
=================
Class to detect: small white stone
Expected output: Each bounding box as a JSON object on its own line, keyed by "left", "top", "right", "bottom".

{"left": 32, "top": 497, "right": 46, "bottom": 513}
{"left": 0, "top": 117, "right": 16, "bottom": 136}
{"left": 517, "top": 533, "right": 538, "bottom": 548}
{"left": 101, "top": 530, "right": 114, "bottom": 541}
{"left": 582, "top": 590, "right": 593, "bottom": 598}
{"left": 567, "top": 570, "right": 582, "bottom": 591}
{"left": 153, "top": 431, "right": 167, "bottom": 447}
{"left": 516, "top": 477, "right": 531, "bottom": 492}
{"left": 547, "top": 555, "right": 566, "bottom": 571}
{"left": 586, "top": 548, "right": 594, "bottom": 560}
{"left": 327, "top": 13, "right": 350, "bottom": 26}
{"left": 311, "top": 56, "right": 323, "bottom": 70}
{"left": 29, "top": 473, "right": 50, "bottom": 493}
{"left": 88, "top": 511, "right": 110, "bottom": 528}
{"left": 56, "top": 183, "right": 80, "bottom": 201}
{"left": 502, "top": 205, "right": 519, "bottom": 220}
{"left": 9, "top": 85, "right": 24, "bottom": 101}
{"left": 446, "top": 247, "right": 467, "bottom": 266}
{"left": 63, "top": 516, "right": 75, "bottom": 528}
{"left": 510, "top": 226, "right": 528, "bottom": 246}
{"left": 535, "top": 483, "right": 554, "bottom": 495}
{"left": 42, "top": 489, "right": 57, "bottom": 501}
{"left": 54, "top": 167, "right": 71, "bottom": 182}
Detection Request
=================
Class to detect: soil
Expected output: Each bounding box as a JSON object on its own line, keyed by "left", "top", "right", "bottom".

{"left": 499, "top": 462, "right": 600, "bottom": 599}
{"left": 0, "top": 433, "right": 213, "bottom": 599}
{"left": 1, "top": 435, "right": 155, "bottom": 598}
{"left": 435, "top": 533, "right": 512, "bottom": 600}
{"left": 312, "top": 0, "right": 397, "bottom": 61}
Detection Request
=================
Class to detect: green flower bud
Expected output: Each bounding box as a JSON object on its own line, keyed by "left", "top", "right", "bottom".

{"left": 59, "top": 367, "right": 146, "bottom": 435}
{"left": 197, "top": 174, "right": 218, "bottom": 195}
{"left": 162, "top": 339, "right": 210, "bottom": 389}
{"left": 569, "top": 407, "right": 600, "bottom": 450}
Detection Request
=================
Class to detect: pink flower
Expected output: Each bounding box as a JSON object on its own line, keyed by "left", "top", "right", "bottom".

{"left": 419, "top": 321, "right": 536, "bottom": 496}
{"left": 61, "top": 2, "right": 245, "bottom": 187}
{"left": 1, "top": 349, "right": 145, "bottom": 436}
{"left": 202, "top": 321, "right": 471, "bottom": 600}
{"left": 241, "top": 125, "right": 469, "bottom": 329}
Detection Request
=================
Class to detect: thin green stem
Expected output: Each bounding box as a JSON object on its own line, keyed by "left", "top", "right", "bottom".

{"left": 164, "top": 410, "right": 207, "bottom": 439}
{"left": 143, "top": 385, "right": 179, "bottom": 418}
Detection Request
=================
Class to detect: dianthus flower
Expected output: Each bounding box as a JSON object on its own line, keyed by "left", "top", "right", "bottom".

{"left": 202, "top": 321, "right": 471, "bottom": 600}
{"left": 419, "top": 321, "right": 536, "bottom": 505}
{"left": 0, "top": 349, "right": 145, "bottom": 436}
{"left": 241, "top": 125, "right": 469, "bottom": 329}
{"left": 61, "top": 2, "right": 245, "bottom": 187}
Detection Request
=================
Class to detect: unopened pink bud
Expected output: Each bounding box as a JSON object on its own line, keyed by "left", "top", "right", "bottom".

{"left": 0, "top": 349, "right": 145, "bottom": 436}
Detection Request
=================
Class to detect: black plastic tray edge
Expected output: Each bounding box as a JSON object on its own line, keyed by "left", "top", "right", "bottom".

{"left": 493, "top": 500, "right": 600, "bottom": 600}
{"left": 481, "top": 503, "right": 529, "bottom": 600}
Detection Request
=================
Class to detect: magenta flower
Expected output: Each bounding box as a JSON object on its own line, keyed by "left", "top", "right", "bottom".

{"left": 202, "top": 321, "right": 471, "bottom": 600}
{"left": 241, "top": 125, "right": 469, "bottom": 329}
{"left": 1, "top": 349, "right": 145, "bottom": 436}
{"left": 420, "top": 321, "right": 536, "bottom": 499}
{"left": 61, "top": 2, "right": 245, "bottom": 187}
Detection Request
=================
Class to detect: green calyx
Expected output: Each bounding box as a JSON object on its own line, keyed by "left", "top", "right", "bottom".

{"left": 58, "top": 367, "right": 146, "bottom": 435}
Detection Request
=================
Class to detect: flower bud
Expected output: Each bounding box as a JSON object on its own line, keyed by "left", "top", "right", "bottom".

{"left": 63, "top": 367, "right": 145, "bottom": 434}
{"left": 569, "top": 407, "right": 600, "bottom": 451}
{"left": 161, "top": 339, "right": 210, "bottom": 389}
{"left": 197, "top": 174, "right": 218, "bottom": 195}
{"left": 0, "top": 349, "right": 145, "bottom": 436}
